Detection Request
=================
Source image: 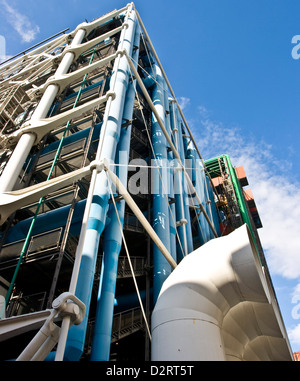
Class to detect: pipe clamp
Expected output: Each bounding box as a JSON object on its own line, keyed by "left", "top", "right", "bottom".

{"left": 106, "top": 90, "right": 116, "bottom": 100}
{"left": 89, "top": 160, "right": 104, "bottom": 173}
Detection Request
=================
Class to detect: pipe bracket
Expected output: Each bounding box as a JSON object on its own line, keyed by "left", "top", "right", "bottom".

{"left": 89, "top": 160, "right": 105, "bottom": 173}
{"left": 176, "top": 218, "right": 188, "bottom": 227}
{"left": 52, "top": 292, "right": 86, "bottom": 326}
{"left": 106, "top": 90, "right": 116, "bottom": 100}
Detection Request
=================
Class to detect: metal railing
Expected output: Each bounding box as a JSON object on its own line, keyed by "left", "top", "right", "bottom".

{"left": 117, "top": 256, "right": 145, "bottom": 278}
{"left": 0, "top": 227, "right": 77, "bottom": 268}
{"left": 111, "top": 307, "right": 143, "bottom": 342}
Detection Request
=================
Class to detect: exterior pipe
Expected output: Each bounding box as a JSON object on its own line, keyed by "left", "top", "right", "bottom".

{"left": 0, "top": 133, "right": 36, "bottom": 193}
{"left": 124, "top": 52, "right": 218, "bottom": 239}
{"left": 90, "top": 22, "right": 141, "bottom": 361}
{"left": 163, "top": 81, "right": 177, "bottom": 262}
{"left": 106, "top": 168, "right": 177, "bottom": 270}
{"left": 4, "top": 199, "right": 86, "bottom": 243}
{"left": 186, "top": 146, "right": 209, "bottom": 244}
{"left": 177, "top": 117, "right": 193, "bottom": 253}
{"left": 151, "top": 224, "right": 293, "bottom": 361}
{"left": 0, "top": 27, "right": 86, "bottom": 192}
{"left": 169, "top": 100, "right": 188, "bottom": 259}
{"left": 62, "top": 6, "right": 137, "bottom": 361}
{"left": 134, "top": 7, "right": 219, "bottom": 206}
{"left": 151, "top": 64, "right": 172, "bottom": 303}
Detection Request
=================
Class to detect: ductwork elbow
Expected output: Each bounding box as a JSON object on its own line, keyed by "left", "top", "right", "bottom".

{"left": 151, "top": 224, "right": 292, "bottom": 361}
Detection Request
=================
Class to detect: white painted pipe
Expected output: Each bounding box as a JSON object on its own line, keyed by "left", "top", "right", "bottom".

{"left": 151, "top": 224, "right": 293, "bottom": 361}
{"left": 0, "top": 28, "right": 86, "bottom": 192}
{"left": 0, "top": 133, "right": 36, "bottom": 193}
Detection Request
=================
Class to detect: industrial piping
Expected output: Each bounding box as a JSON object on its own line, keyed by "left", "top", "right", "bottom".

{"left": 64, "top": 5, "right": 137, "bottom": 361}
{"left": 151, "top": 224, "right": 293, "bottom": 361}
{"left": 0, "top": 29, "right": 86, "bottom": 193}
{"left": 151, "top": 64, "right": 173, "bottom": 303}
{"left": 90, "top": 20, "right": 141, "bottom": 361}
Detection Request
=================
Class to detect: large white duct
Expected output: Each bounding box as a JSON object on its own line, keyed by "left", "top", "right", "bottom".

{"left": 151, "top": 224, "right": 293, "bottom": 361}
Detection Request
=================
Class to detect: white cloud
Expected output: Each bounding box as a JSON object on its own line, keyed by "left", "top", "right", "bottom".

{"left": 0, "top": 0, "right": 40, "bottom": 43}
{"left": 195, "top": 117, "right": 300, "bottom": 280}
{"left": 178, "top": 96, "right": 190, "bottom": 111}
{"left": 288, "top": 324, "right": 300, "bottom": 350}
{"left": 197, "top": 105, "right": 210, "bottom": 118}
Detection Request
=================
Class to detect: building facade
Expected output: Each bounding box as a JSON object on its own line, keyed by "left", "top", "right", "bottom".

{"left": 0, "top": 4, "right": 293, "bottom": 361}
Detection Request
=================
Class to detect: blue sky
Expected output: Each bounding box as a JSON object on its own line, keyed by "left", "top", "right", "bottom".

{"left": 1, "top": 0, "right": 300, "bottom": 353}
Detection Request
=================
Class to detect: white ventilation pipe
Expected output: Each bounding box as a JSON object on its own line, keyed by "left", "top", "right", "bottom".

{"left": 151, "top": 224, "right": 293, "bottom": 361}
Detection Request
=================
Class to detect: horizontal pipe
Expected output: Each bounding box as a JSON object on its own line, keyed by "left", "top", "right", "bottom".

{"left": 72, "top": 5, "right": 129, "bottom": 37}
{"left": 37, "top": 52, "right": 117, "bottom": 96}
{"left": 0, "top": 165, "right": 92, "bottom": 225}
{"left": 16, "top": 94, "right": 109, "bottom": 145}
{"left": 64, "top": 25, "right": 123, "bottom": 60}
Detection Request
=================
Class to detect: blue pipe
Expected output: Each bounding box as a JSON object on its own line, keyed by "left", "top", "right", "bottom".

{"left": 186, "top": 147, "right": 207, "bottom": 245}
{"left": 151, "top": 65, "right": 173, "bottom": 303}
{"left": 4, "top": 199, "right": 86, "bottom": 243}
{"left": 163, "top": 82, "right": 177, "bottom": 261}
{"left": 64, "top": 9, "right": 137, "bottom": 361}
{"left": 169, "top": 102, "right": 193, "bottom": 259}
{"left": 90, "top": 21, "right": 140, "bottom": 361}
{"left": 181, "top": 135, "right": 194, "bottom": 254}
{"left": 175, "top": 107, "right": 193, "bottom": 254}
{"left": 169, "top": 101, "right": 185, "bottom": 261}
{"left": 45, "top": 288, "right": 152, "bottom": 361}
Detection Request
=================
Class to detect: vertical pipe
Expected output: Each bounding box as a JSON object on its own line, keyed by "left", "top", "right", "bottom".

{"left": 151, "top": 64, "right": 172, "bottom": 303}
{"left": 0, "top": 133, "right": 36, "bottom": 192}
{"left": 0, "top": 29, "right": 86, "bottom": 193}
{"left": 169, "top": 100, "right": 187, "bottom": 261}
{"left": 177, "top": 120, "right": 193, "bottom": 254}
{"left": 90, "top": 21, "right": 140, "bottom": 362}
{"left": 163, "top": 80, "right": 177, "bottom": 262}
{"left": 64, "top": 7, "right": 137, "bottom": 361}
{"left": 187, "top": 146, "right": 209, "bottom": 244}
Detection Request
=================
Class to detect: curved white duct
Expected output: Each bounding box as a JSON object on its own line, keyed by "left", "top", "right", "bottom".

{"left": 151, "top": 224, "right": 293, "bottom": 361}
